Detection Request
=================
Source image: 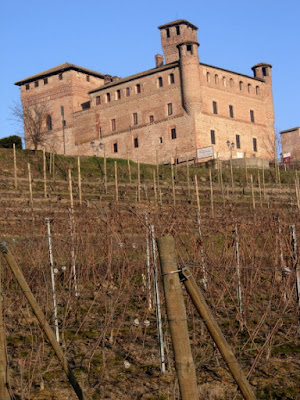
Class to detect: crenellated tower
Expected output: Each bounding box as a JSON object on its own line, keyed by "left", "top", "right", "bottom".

{"left": 158, "top": 20, "right": 198, "bottom": 64}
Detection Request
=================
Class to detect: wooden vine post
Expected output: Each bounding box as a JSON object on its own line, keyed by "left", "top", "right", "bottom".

{"left": 157, "top": 235, "right": 198, "bottom": 400}
{"left": 68, "top": 169, "right": 74, "bottom": 209}
{"left": 13, "top": 143, "right": 18, "bottom": 190}
{"left": 43, "top": 149, "right": 47, "bottom": 199}
{"left": 28, "top": 163, "right": 33, "bottom": 206}
{"left": 194, "top": 175, "right": 201, "bottom": 213}
{"left": 0, "top": 257, "right": 10, "bottom": 400}
{"left": 0, "top": 242, "right": 85, "bottom": 400}
{"left": 77, "top": 157, "right": 82, "bottom": 206}
{"left": 114, "top": 161, "right": 118, "bottom": 202}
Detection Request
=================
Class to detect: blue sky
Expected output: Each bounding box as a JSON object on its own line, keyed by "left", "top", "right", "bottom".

{"left": 1, "top": 0, "right": 299, "bottom": 143}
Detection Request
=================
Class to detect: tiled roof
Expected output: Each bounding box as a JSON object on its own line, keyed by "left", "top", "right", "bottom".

{"left": 15, "top": 63, "right": 109, "bottom": 85}
{"left": 89, "top": 62, "right": 178, "bottom": 94}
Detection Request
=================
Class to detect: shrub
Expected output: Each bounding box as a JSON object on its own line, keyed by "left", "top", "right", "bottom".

{"left": 0, "top": 135, "right": 22, "bottom": 149}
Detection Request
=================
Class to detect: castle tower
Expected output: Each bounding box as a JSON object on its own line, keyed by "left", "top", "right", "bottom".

{"left": 177, "top": 41, "right": 201, "bottom": 116}
{"left": 251, "top": 63, "right": 272, "bottom": 84}
{"left": 252, "top": 62, "right": 275, "bottom": 157}
{"left": 158, "top": 20, "right": 198, "bottom": 64}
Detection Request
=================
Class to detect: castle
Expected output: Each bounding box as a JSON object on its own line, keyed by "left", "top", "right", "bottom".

{"left": 15, "top": 20, "right": 276, "bottom": 165}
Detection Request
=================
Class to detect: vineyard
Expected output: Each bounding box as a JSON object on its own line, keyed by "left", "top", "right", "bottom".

{"left": 0, "top": 148, "right": 299, "bottom": 400}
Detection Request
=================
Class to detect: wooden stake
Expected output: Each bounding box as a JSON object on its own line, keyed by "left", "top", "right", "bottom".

{"left": 186, "top": 155, "right": 190, "bottom": 197}
{"left": 43, "top": 149, "right": 47, "bottom": 199}
{"left": 145, "top": 216, "right": 152, "bottom": 311}
{"left": 230, "top": 155, "right": 234, "bottom": 194}
{"left": 290, "top": 225, "right": 300, "bottom": 309}
{"left": 153, "top": 169, "right": 157, "bottom": 205}
{"left": 195, "top": 175, "right": 200, "bottom": 213}
{"left": 104, "top": 147, "right": 107, "bottom": 194}
{"left": 128, "top": 159, "right": 132, "bottom": 185}
{"left": 0, "top": 242, "right": 85, "bottom": 400}
{"left": 171, "top": 163, "right": 176, "bottom": 206}
{"left": 137, "top": 162, "right": 141, "bottom": 202}
{"left": 45, "top": 218, "right": 60, "bottom": 343}
{"left": 68, "top": 209, "right": 78, "bottom": 297}
{"left": 114, "top": 161, "right": 118, "bottom": 202}
{"left": 220, "top": 161, "right": 225, "bottom": 207}
{"left": 13, "top": 143, "right": 17, "bottom": 190}
{"left": 250, "top": 174, "right": 255, "bottom": 210}
{"left": 150, "top": 226, "right": 166, "bottom": 373}
{"left": 77, "top": 157, "right": 82, "bottom": 206}
{"left": 258, "top": 171, "right": 262, "bottom": 208}
{"left": 181, "top": 265, "right": 257, "bottom": 400}
{"left": 196, "top": 209, "right": 207, "bottom": 290}
{"left": 262, "top": 164, "right": 266, "bottom": 200}
{"left": 244, "top": 153, "right": 248, "bottom": 186}
{"left": 52, "top": 152, "right": 55, "bottom": 178}
{"left": 28, "top": 163, "right": 33, "bottom": 206}
{"left": 157, "top": 236, "right": 198, "bottom": 399}
{"left": 235, "top": 224, "right": 243, "bottom": 327}
{"left": 68, "top": 169, "right": 74, "bottom": 210}
{"left": 0, "top": 257, "right": 10, "bottom": 400}
{"left": 209, "top": 168, "right": 214, "bottom": 218}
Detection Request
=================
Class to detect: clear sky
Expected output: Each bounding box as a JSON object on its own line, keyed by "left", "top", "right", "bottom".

{"left": 1, "top": 0, "right": 299, "bottom": 144}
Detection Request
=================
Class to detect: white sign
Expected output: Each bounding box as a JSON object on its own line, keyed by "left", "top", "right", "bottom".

{"left": 197, "top": 146, "right": 214, "bottom": 159}
{"left": 236, "top": 152, "right": 244, "bottom": 159}
{"left": 283, "top": 152, "right": 291, "bottom": 158}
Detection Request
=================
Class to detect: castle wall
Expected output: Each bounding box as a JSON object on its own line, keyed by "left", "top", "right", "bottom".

{"left": 281, "top": 128, "right": 300, "bottom": 161}
{"left": 73, "top": 65, "right": 196, "bottom": 164}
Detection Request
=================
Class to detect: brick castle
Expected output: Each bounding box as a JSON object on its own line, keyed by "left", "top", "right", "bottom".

{"left": 15, "top": 20, "right": 276, "bottom": 165}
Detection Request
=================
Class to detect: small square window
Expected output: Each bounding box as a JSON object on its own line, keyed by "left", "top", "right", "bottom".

{"left": 133, "top": 113, "right": 138, "bottom": 125}
{"left": 149, "top": 115, "right": 154, "bottom": 123}
{"left": 134, "top": 137, "right": 139, "bottom": 148}
{"left": 126, "top": 87, "right": 130, "bottom": 97}
{"left": 59, "top": 73, "right": 63, "bottom": 80}
{"left": 111, "top": 119, "right": 116, "bottom": 131}
{"left": 186, "top": 44, "right": 192, "bottom": 54}
{"left": 236, "top": 134, "right": 241, "bottom": 149}
{"left": 44, "top": 78, "right": 48, "bottom": 85}
{"left": 113, "top": 142, "right": 118, "bottom": 153}
{"left": 253, "top": 138, "right": 257, "bottom": 152}
{"left": 25, "top": 84, "right": 30, "bottom": 90}
{"left": 171, "top": 128, "right": 177, "bottom": 140}
{"left": 159, "top": 137, "right": 163, "bottom": 144}
{"left": 34, "top": 81, "right": 39, "bottom": 87}
{"left": 213, "top": 101, "right": 218, "bottom": 114}
{"left": 229, "top": 105, "right": 234, "bottom": 118}
{"left": 168, "top": 103, "right": 173, "bottom": 116}
{"left": 96, "top": 96, "right": 101, "bottom": 105}
{"left": 210, "top": 130, "right": 215, "bottom": 145}
{"left": 86, "top": 75, "right": 90, "bottom": 82}
{"left": 250, "top": 110, "right": 255, "bottom": 123}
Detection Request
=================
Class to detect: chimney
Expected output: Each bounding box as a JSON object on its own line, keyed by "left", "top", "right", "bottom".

{"left": 155, "top": 54, "right": 164, "bottom": 68}
{"left": 104, "top": 74, "right": 112, "bottom": 84}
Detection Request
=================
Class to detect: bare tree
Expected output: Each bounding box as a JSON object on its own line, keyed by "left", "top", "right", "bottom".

{"left": 11, "top": 102, "right": 51, "bottom": 151}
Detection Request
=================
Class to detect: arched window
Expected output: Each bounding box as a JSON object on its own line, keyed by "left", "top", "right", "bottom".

{"left": 230, "top": 78, "right": 234, "bottom": 88}
{"left": 46, "top": 115, "right": 52, "bottom": 131}
{"left": 222, "top": 77, "right": 226, "bottom": 87}
{"left": 248, "top": 84, "right": 252, "bottom": 93}
{"left": 158, "top": 77, "right": 163, "bottom": 88}
{"left": 215, "top": 74, "right": 219, "bottom": 84}
{"left": 256, "top": 86, "right": 260, "bottom": 95}
{"left": 206, "top": 72, "right": 211, "bottom": 83}
{"left": 239, "top": 81, "right": 243, "bottom": 91}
